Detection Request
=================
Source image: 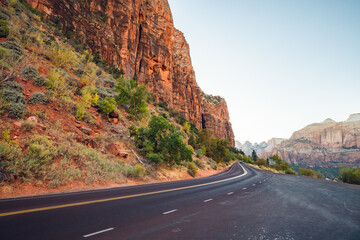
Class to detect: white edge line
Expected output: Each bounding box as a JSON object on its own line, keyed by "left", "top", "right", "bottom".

{"left": 83, "top": 228, "right": 114, "bottom": 238}
{"left": 162, "top": 209, "right": 178, "bottom": 215}
{"left": 203, "top": 198, "right": 213, "bottom": 202}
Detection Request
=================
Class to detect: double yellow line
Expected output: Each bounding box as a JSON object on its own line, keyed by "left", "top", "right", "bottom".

{"left": 0, "top": 163, "right": 247, "bottom": 217}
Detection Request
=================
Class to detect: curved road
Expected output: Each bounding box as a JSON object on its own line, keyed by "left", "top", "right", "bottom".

{"left": 0, "top": 163, "right": 359, "bottom": 240}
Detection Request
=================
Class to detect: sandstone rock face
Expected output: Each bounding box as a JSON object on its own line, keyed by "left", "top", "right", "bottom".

{"left": 264, "top": 114, "right": 360, "bottom": 168}
{"left": 26, "top": 0, "right": 234, "bottom": 145}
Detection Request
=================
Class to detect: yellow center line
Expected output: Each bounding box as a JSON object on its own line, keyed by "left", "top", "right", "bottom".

{"left": 0, "top": 163, "right": 247, "bottom": 217}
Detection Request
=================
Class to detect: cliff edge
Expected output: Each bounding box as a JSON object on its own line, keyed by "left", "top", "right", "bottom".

{"left": 26, "top": 0, "right": 235, "bottom": 145}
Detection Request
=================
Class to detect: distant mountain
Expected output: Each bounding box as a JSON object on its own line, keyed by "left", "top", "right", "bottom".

{"left": 262, "top": 114, "right": 360, "bottom": 169}
{"left": 235, "top": 138, "right": 287, "bottom": 156}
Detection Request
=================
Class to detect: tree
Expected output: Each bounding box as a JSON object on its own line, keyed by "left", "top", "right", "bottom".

{"left": 251, "top": 150, "right": 258, "bottom": 161}
{"left": 188, "top": 134, "right": 197, "bottom": 149}
{"left": 131, "top": 115, "right": 193, "bottom": 165}
{"left": 115, "top": 78, "right": 148, "bottom": 119}
{"left": 269, "top": 154, "right": 282, "bottom": 165}
{"left": 255, "top": 158, "right": 268, "bottom": 167}
{"left": 210, "top": 138, "right": 230, "bottom": 163}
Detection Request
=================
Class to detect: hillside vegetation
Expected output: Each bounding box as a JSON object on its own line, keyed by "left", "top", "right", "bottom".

{"left": 0, "top": 1, "right": 244, "bottom": 194}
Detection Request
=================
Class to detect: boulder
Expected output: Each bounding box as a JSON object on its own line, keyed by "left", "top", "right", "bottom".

{"left": 80, "top": 126, "right": 92, "bottom": 135}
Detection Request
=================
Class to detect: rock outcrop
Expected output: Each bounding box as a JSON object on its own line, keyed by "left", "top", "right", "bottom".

{"left": 263, "top": 114, "right": 360, "bottom": 168}
{"left": 26, "top": 0, "right": 234, "bottom": 145}
{"left": 236, "top": 138, "right": 286, "bottom": 156}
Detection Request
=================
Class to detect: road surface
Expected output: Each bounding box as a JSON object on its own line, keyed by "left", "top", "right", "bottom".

{"left": 0, "top": 163, "right": 359, "bottom": 240}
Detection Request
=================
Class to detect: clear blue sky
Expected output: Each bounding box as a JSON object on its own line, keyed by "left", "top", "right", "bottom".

{"left": 168, "top": 0, "right": 360, "bottom": 143}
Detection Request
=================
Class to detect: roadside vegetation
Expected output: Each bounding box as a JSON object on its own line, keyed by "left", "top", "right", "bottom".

{"left": 338, "top": 166, "right": 360, "bottom": 185}
{"left": 247, "top": 151, "right": 324, "bottom": 178}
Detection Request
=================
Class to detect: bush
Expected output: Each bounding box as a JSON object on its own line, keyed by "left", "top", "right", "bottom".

{"left": 47, "top": 43, "right": 80, "bottom": 70}
{"left": 21, "top": 66, "right": 38, "bottom": 79}
{"left": 126, "top": 164, "right": 146, "bottom": 178}
{"left": 96, "top": 86, "right": 115, "bottom": 100}
{"left": 21, "top": 120, "right": 36, "bottom": 131}
{"left": 8, "top": 102, "right": 27, "bottom": 119}
{"left": 194, "top": 159, "right": 205, "bottom": 170}
{"left": 0, "top": 41, "right": 24, "bottom": 59}
{"left": 132, "top": 115, "right": 193, "bottom": 165}
{"left": 1, "top": 81, "right": 24, "bottom": 92}
{"left": 32, "top": 75, "right": 47, "bottom": 86}
{"left": 0, "top": 20, "right": 9, "bottom": 38}
{"left": 0, "top": 141, "right": 22, "bottom": 177}
{"left": 146, "top": 153, "right": 164, "bottom": 164}
{"left": 0, "top": 9, "right": 11, "bottom": 21}
{"left": 99, "top": 97, "right": 116, "bottom": 116}
{"left": 298, "top": 168, "right": 323, "bottom": 178}
{"left": 1, "top": 89, "right": 26, "bottom": 104}
{"left": 187, "top": 162, "right": 198, "bottom": 177}
{"left": 338, "top": 167, "right": 360, "bottom": 185}
{"left": 196, "top": 149, "right": 203, "bottom": 158}
{"left": 285, "top": 168, "right": 296, "bottom": 175}
{"left": 28, "top": 92, "right": 48, "bottom": 104}
{"left": 208, "top": 159, "right": 217, "bottom": 170}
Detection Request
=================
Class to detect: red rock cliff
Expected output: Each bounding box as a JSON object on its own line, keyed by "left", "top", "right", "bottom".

{"left": 26, "top": 0, "right": 235, "bottom": 145}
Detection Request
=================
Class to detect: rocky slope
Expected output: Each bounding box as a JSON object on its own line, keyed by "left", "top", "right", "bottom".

{"left": 236, "top": 138, "right": 286, "bottom": 156}
{"left": 263, "top": 114, "right": 360, "bottom": 168}
{"left": 25, "top": 0, "right": 234, "bottom": 145}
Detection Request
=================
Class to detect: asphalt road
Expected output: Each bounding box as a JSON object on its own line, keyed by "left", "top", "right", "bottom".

{"left": 0, "top": 162, "right": 359, "bottom": 240}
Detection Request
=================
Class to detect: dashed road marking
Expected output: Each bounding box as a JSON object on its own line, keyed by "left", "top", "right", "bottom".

{"left": 203, "top": 199, "right": 213, "bottom": 203}
{"left": 252, "top": 184, "right": 256, "bottom": 186}
{"left": 242, "top": 187, "right": 247, "bottom": 190}
{"left": 162, "top": 209, "right": 178, "bottom": 215}
{"left": 83, "top": 228, "right": 114, "bottom": 238}
{"left": 227, "top": 192, "right": 234, "bottom": 195}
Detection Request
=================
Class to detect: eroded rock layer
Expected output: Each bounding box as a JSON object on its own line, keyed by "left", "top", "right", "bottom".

{"left": 26, "top": 0, "right": 234, "bottom": 145}
{"left": 263, "top": 114, "right": 360, "bottom": 168}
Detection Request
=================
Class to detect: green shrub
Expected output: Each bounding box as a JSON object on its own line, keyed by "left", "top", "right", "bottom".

{"left": 29, "top": 92, "right": 48, "bottom": 104}
{"left": 99, "top": 97, "right": 116, "bottom": 116}
{"left": 255, "top": 158, "right": 268, "bottom": 167}
{"left": 21, "top": 120, "right": 36, "bottom": 131}
{"left": 32, "top": 75, "right": 47, "bottom": 86}
{"left": 285, "top": 168, "right": 296, "bottom": 175}
{"left": 133, "top": 164, "right": 146, "bottom": 178}
{"left": 0, "top": 41, "right": 24, "bottom": 59}
{"left": 146, "top": 153, "right": 164, "bottom": 164}
{"left": 132, "top": 115, "right": 193, "bottom": 165}
{"left": 8, "top": 102, "right": 27, "bottom": 119}
{"left": 47, "top": 43, "right": 80, "bottom": 70}
{"left": 0, "top": 8, "right": 11, "bottom": 21}
{"left": 194, "top": 159, "right": 205, "bottom": 169}
{"left": 0, "top": 141, "right": 22, "bottom": 176}
{"left": 187, "top": 162, "right": 198, "bottom": 177}
{"left": 196, "top": 149, "right": 203, "bottom": 158}
{"left": 0, "top": 20, "right": 9, "bottom": 38}
{"left": 115, "top": 78, "right": 148, "bottom": 119}
{"left": 208, "top": 159, "right": 217, "bottom": 170}
{"left": 298, "top": 168, "right": 323, "bottom": 178}
{"left": 96, "top": 85, "right": 115, "bottom": 100}
{"left": 2, "top": 89, "right": 26, "bottom": 104}
{"left": 21, "top": 66, "right": 38, "bottom": 79}
{"left": 338, "top": 167, "right": 360, "bottom": 185}
{"left": 1, "top": 81, "right": 24, "bottom": 92}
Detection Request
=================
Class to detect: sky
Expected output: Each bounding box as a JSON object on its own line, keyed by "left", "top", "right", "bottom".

{"left": 168, "top": 0, "right": 360, "bottom": 144}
